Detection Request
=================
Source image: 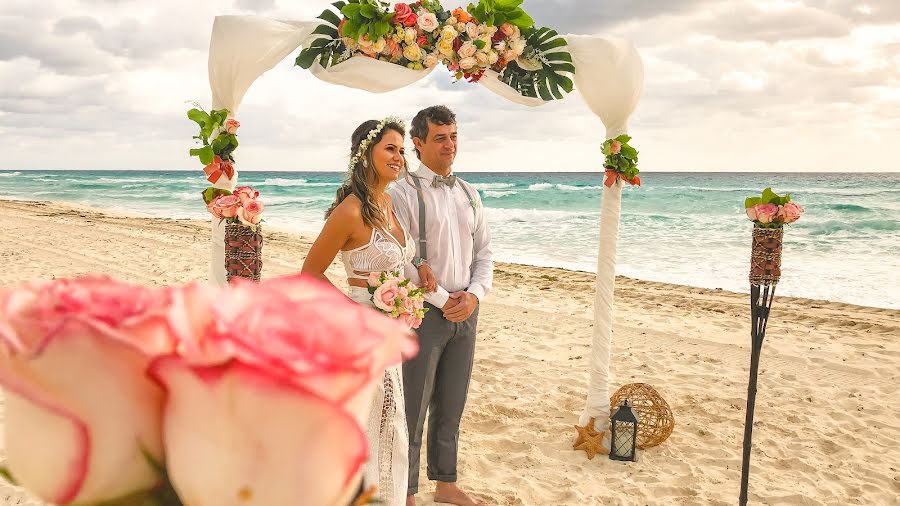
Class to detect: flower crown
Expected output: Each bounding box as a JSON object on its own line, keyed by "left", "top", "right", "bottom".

{"left": 348, "top": 116, "right": 406, "bottom": 172}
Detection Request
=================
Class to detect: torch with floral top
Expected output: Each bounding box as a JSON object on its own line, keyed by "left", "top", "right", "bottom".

{"left": 739, "top": 187, "right": 804, "bottom": 505}
{"left": 205, "top": 185, "right": 266, "bottom": 282}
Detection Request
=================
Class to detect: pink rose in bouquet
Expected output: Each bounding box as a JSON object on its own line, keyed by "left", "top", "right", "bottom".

{"left": 232, "top": 185, "right": 259, "bottom": 205}
{"left": 753, "top": 203, "right": 779, "bottom": 224}
{"left": 367, "top": 271, "right": 430, "bottom": 329}
{"left": 237, "top": 199, "right": 265, "bottom": 226}
{"left": 0, "top": 276, "right": 175, "bottom": 505}
{"left": 417, "top": 11, "right": 439, "bottom": 32}
{"left": 224, "top": 118, "right": 240, "bottom": 135}
{"left": 373, "top": 280, "right": 401, "bottom": 312}
{"left": 778, "top": 201, "right": 804, "bottom": 223}
{"left": 465, "top": 22, "right": 480, "bottom": 40}
{"left": 151, "top": 275, "right": 416, "bottom": 506}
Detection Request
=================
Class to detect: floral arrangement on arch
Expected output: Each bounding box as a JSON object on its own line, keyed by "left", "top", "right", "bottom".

{"left": 186, "top": 105, "right": 239, "bottom": 185}
{"left": 205, "top": 185, "right": 266, "bottom": 229}
{"left": 602, "top": 135, "right": 641, "bottom": 188}
{"left": 745, "top": 188, "right": 804, "bottom": 228}
{"left": 297, "top": 0, "right": 576, "bottom": 100}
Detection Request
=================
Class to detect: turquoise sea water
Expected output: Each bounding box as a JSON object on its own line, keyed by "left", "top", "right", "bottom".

{"left": 2, "top": 170, "right": 898, "bottom": 309}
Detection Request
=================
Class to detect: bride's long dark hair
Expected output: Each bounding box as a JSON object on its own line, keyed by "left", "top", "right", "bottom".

{"left": 326, "top": 119, "right": 406, "bottom": 231}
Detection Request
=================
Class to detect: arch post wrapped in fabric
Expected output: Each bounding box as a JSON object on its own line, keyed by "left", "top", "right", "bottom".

{"left": 201, "top": 1, "right": 644, "bottom": 457}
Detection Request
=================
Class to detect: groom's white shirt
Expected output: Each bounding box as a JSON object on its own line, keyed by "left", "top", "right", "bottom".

{"left": 389, "top": 162, "right": 493, "bottom": 309}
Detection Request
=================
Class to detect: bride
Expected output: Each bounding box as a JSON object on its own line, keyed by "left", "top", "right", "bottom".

{"left": 301, "top": 116, "right": 414, "bottom": 505}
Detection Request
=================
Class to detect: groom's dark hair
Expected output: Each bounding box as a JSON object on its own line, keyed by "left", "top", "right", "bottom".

{"left": 410, "top": 105, "right": 456, "bottom": 159}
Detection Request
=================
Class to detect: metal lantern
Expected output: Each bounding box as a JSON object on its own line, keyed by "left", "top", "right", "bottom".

{"left": 609, "top": 399, "right": 639, "bottom": 462}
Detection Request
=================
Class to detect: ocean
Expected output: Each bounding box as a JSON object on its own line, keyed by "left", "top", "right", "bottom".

{"left": 2, "top": 170, "right": 898, "bottom": 309}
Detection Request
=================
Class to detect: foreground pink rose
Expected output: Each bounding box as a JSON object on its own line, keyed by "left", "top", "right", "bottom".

{"left": 151, "top": 275, "right": 416, "bottom": 506}
{"left": 224, "top": 118, "right": 240, "bottom": 135}
{"left": 778, "top": 201, "right": 804, "bottom": 223}
{"left": 210, "top": 194, "right": 241, "bottom": 219}
{"left": 237, "top": 199, "right": 265, "bottom": 226}
{"left": 232, "top": 185, "right": 259, "bottom": 205}
{"left": 753, "top": 203, "right": 779, "bottom": 224}
{"left": 0, "top": 277, "right": 175, "bottom": 505}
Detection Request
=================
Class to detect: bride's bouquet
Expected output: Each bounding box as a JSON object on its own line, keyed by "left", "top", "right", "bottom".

{"left": 367, "top": 271, "right": 429, "bottom": 329}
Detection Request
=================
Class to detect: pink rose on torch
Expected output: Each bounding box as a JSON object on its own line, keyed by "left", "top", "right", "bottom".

{"left": 224, "top": 118, "right": 240, "bottom": 135}
{"left": 150, "top": 275, "right": 416, "bottom": 506}
{"left": 753, "top": 203, "right": 779, "bottom": 224}
{"left": 209, "top": 194, "right": 241, "bottom": 219}
{"left": 232, "top": 185, "right": 259, "bottom": 205}
{"left": 237, "top": 199, "right": 265, "bottom": 226}
{"left": 610, "top": 140, "right": 622, "bottom": 154}
{"left": 373, "top": 280, "right": 401, "bottom": 312}
{"left": 745, "top": 206, "right": 758, "bottom": 221}
{"left": 0, "top": 276, "right": 175, "bottom": 505}
{"left": 778, "top": 201, "right": 804, "bottom": 223}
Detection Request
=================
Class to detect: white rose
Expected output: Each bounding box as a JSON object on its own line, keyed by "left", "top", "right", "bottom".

{"left": 447, "top": 16, "right": 457, "bottom": 25}
{"left": 441, "top": 26, "right": 457, "bottom": 42}
{"left": 417, "top": 11, "right": 439, "bottom": 33}
{"left": 475, "top": 51, "right": 489, "bottom": 66}
{"left": 459, "top": 56, "right": 477, "bottom": 70}
{"left": 373, "top": 37, "right": 386, "bottom": 54}
{"left": 403, "top": 43, "right": 423, "bottom": 62}
{"left": 437, "top": 38, "right": 455, "bottom": 56}
{"left": 511, "top": 38, "right": 526, "bottom": 55}
{"left": 458, "top": 41, "right": 477, "bottom": 58}
{"left": 424, "top": 52, "right": 439, "bottom": 68}
{"left": 342, "top": 37, "right": 358, "bottom": 50}
{"left": 456, "top": 22, "right": 466, "bottom": 32}
{"left": 404, "top": 27, "right": 417, "bottom": 45}
{"left": 494, "top": 40, "right": 506, "bottom": 51}
{"left": 488, "top": 49, "right": 499, "bottom": 64}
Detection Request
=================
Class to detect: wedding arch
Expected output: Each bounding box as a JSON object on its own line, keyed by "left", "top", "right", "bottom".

{"left": 201, "top": 5, "right": 643, "bottom": 438}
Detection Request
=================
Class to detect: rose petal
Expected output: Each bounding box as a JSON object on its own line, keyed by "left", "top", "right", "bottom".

{"left": 151, "top": 358, "right": 368, "bottom": 506}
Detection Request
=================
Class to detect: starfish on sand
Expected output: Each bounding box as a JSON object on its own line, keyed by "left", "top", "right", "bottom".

{"left": 573, "top": 417, "right": 609, "bottom": 460}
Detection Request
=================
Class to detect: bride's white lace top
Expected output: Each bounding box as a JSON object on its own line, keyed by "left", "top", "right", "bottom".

{"left": 341, "top": 225, "right": 414, "bottom": 281}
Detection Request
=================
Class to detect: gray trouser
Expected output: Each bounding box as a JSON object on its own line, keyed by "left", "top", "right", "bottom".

{"left": 403, "top": 302, "right": 479, "bottom": 495}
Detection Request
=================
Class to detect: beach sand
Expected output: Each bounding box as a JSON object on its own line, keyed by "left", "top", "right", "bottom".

{"left": 0, "top": 199, "right": 898, "bottom": 505}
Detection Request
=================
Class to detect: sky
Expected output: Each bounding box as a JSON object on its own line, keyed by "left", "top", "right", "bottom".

{"left": 1, "top": 0, "right": 898, "bottom": 172}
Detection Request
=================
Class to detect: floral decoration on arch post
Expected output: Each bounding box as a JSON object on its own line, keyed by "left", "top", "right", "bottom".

{"left": 602, "top": 135, "right": 641, "bottom": 188}
{"left": 296, "top": 0, "right": 576, "bottom": 100}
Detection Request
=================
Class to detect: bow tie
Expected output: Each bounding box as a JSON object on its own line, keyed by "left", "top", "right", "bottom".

{"left": 431, "top": 174, "right": 457, "bottom": 188}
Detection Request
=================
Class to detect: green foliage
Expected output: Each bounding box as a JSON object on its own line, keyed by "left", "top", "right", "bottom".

{"left": 296, "top": 1, "right": 354, "bottom": 69}
{"left": 744, "top": 187, "right": 792, "bottom": 208}
{"left": 467, "top": 0, "right": 534, "bottom": 28}
{"left": 601, "top": 135, "right": 640, "bottom": 181}
{"left": 202, "top": 187, "right": 233, "bottom": 205}
{"left": 497, "top": 27, "right": 574, "bottom": 101}
{"left": 187, "top": 106, "right": 235, "bottom": 165}
{"left": 341, "top": 0, "right": 394, "bottom": 40}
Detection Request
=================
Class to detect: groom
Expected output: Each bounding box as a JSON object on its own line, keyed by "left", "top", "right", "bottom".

{"left": 390, "top": 105, "right": 493, "bottom": 506}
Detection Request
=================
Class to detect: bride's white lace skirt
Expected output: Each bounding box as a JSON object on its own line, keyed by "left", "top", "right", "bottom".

{"left": 349, "top": 287, "right": 409, "bottom": 505}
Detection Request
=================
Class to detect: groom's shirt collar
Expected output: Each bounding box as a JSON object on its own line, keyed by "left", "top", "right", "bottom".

{"left": 417, "top": 162, "right": 453, "bottom": 181}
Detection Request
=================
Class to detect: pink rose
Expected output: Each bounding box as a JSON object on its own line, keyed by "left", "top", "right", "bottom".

{"left": 367, "top": 272, "right": 382, "bottom": 288}
{"left": 458, "top": 41, "right": 477, "bottom": 58}
{"left": 392, "top": 3, "right": 416, "bottom": 27}
{"left": 502, "top": 49, "right": 518, "bottom": 62}
{"left": 399, "top": 312, "right": 418, "bottom": 329}
{"left": 753, "top": 203, "right": 779, "bottom": 224}
{"left": 232, "top": 185, "right": 259, "bottom": 205}
{"left": 373, "top": 281, "right": 400, "bottom": 312}
{"left": 417, "top": 34, "right": 428, "bottom": 47}
{"left": 150, "top": 275, "right": 417, "bottom": 506}
{"left": 237, "top": 199, "right": 264, "bottom": 226}
{"left": 224, "top": 118, "right": 240, "bottom": 135}
{"left": 500, "top": 22, "right": 515, "bottom": 37}
{"left": 610, "top": 140, "right": 622, "bottom": 154}
{"left": 745, "top": 206, "right": 758, "bottom": 221}
{"left": 0, "top": 276, "right": 175, "bottom": 504}
{"left": 465, "top": 22, "right": 479, "bottom": 39}
{"left": 209, "top": 194, "right": 241, "bottom": 219}
{"left": 417, "top": 11, "right": 439, "bottom": 32}
{"left": 458, "top": 56, "right": 477, "bottom": 70}
{"left": 401, "top": 296, "right": 416, "bottom": 314}
{"left": 778, "top": 201, "right": 804, "bottom": 224}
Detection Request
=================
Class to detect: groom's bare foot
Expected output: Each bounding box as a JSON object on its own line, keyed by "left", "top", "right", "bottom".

{"left": 433, "top": 482, "right": 485, "bottom": 506}
{"left": 406, "top": 495, "right": 417, "bottom": 506}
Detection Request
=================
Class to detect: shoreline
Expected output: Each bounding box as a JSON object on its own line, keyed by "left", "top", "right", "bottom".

{"left": 0, "top": 197, "right": 885, "bottom": 313}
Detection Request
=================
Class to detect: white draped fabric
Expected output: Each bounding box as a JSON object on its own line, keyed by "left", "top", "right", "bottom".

{"left": 205, "top": 16, "right": 644, "bottom": 431}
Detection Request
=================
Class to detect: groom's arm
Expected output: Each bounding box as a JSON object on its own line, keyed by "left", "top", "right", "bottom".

{"left": 465, "top": 187, "right": 493, "bottom": 302}
{"left": 389, "top": 184, "right": 451, "bottom": 309}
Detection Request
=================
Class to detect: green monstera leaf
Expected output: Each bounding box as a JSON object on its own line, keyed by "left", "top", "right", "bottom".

{"left": 497, "top": 26, "right": 575, "bottom": 100}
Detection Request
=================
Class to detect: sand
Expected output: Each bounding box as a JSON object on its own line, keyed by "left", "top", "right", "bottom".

{"left": 0, "top": 199, "right": 898, "bottom": 505}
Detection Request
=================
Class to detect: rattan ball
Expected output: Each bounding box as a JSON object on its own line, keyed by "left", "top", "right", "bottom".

{"left": 610, "top": 383, "right": 674, "bottom": 449}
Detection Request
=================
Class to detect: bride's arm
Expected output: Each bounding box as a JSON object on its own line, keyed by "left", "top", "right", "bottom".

{"left": 301, "top": 201, "right": 356, "bottom": 286}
